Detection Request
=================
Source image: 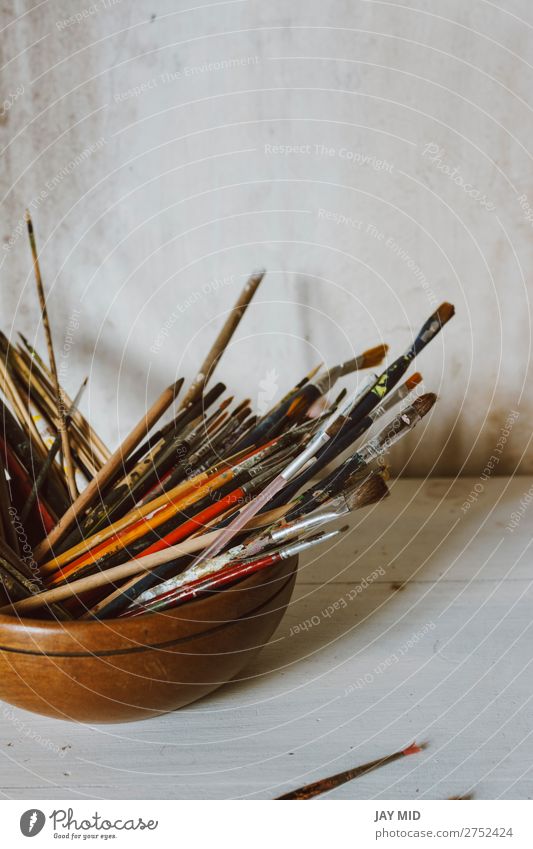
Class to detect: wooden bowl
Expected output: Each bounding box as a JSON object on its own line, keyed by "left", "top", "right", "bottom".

{"left": 0, "top": 556, "right": 297, "bottom": 723}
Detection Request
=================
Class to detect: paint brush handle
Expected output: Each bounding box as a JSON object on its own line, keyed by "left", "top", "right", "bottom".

{"left": 124, "top": 551, "right": 280, "bottom": 616}
{"left": 34, "top": 377, "right": 184, "bottom": 561}
{"left": 124, "top": 528, "right": 340, "bottom": 617}
{"left": 234, "top": 383, "right": 321, "bottom": 451}
{"left": 276, "top": 745, "right": 422, "bottom": 800}
{"left": 183, "top": 475, "right": 287, "bottom": 569}
{"left": 178, "top": 270, "right": 265, "bottom": 410}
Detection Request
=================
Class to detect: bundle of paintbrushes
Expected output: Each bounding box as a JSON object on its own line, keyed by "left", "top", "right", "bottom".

{"left": 0, "top": 214, "right": 455, "bottom": 622}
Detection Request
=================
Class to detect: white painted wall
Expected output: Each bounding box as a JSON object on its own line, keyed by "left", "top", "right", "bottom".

{"left": 1, "top": 0, "right": 531, "bottom": 475}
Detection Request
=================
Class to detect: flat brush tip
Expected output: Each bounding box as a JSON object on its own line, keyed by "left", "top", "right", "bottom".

{"left": 405, "top": 372, "right": 422, "bottom": 390}
{"left": 436, "top": 302, "right": 455, "bottom": 324}
{"left": 412, "top": 392, "right": 437, "bottom": 418}
{"left": 350, "top": 473, "right": 389, "bottom": 509}
{"left": 361, "top": 343, "right": 389, "bottom": 367}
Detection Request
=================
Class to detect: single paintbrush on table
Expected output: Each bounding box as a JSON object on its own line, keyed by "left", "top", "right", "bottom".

{"left": 276, "top": 742, "right": 425, "bottom": 799}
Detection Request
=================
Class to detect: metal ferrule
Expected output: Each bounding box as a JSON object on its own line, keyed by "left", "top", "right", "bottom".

{"left": 312, "top": 364, "right": 345, "bottom": 397}
{"left": 280, "top": 528, "right": 341, "bottom": 559}
{"left": 270, "top": 507, "right": 345, "bottom": 543}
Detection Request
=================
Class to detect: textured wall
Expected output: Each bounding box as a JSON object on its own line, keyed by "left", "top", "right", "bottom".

{"left": 0, "top": 0, "right": 531, "bottom": 476}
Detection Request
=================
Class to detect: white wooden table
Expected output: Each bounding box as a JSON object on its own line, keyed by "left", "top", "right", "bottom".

{"left": 0, "top": 477, "right": 531, "bottom": 800}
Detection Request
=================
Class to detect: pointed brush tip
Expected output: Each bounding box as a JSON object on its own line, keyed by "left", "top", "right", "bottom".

{"left": 403, "top": 741, "right": 427, "bottom": 756}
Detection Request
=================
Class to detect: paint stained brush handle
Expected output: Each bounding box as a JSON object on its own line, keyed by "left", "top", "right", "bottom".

{"left": 276, "top": 393, "right": 436, "bottom": 512}
{"left": 233, "top": 382, "right": 321, "bottom": 452}
{"left": 20, "top": 378, "right": 88, "bottom": 525}
{"left": 0, "top": 397, "right": 68, "bottom": 517}
{"left": 67, "top": 381, "right": 227, "bottom": 543}
{"left": 52, "top": 381, "right": 225, "bottom": 557}
{"left": 122, "top": 528, "right": 341, "bottom": 617}
{"left": 34, "top": 377, "right": 184, "bottom": 561}
{"left": 47, "top": 462, "right": 284, "bottom": 586}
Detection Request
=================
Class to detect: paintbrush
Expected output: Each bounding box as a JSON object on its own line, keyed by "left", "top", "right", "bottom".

{"left": 0, "top": 352, "right": 50, "bottom": 461}
{"left": 0, "top": 393, "right": 67, "bottom": 515}
{"left": 122, "top": 527, "right": 346, "bottom": 617}
{"left": 33, "top": 377, "right": 184, "bottom": 561}
{"left": 268, "top": 377, "right": 429, "bottom": 513}
{"left": 284, "top": 393, "right": 437, "bottom": 521}
{"left": 42, "top": 445, "right": 286, "bottom": 585}
{"left": 46, "top": 454, "right": 291, "bottom": 586}
{"left": 0, "top": 540, "right": 69, "bottom": 619}
{"left": 234, "top": 344, "right": 388, "bottom": 451}
{"left": 37, "top": 436, "right": 288, "bottom": 578}
{"left": 178, "top": 270, "right": 265, "bottom": 411}
{"left": 276, "top": 742, "right": 425, "bottom": 799}
{"left": 0, "top": 451, "right": 20, "bottom": 554}
{"left": 6, "top": 345, "right": 104, "bottom": 480}
{"left": 181, "top": 376, "right": 385, "bottom": 570}
{"left": 26, "top": 211, "right": 78, "bottom": 501}
{"left": 19, "top": 377, "right": 88, "bottom": 525}
{"left": 1, "top": 501, "right": 296, "bottom": 615}
{"left": 64, "top": 381, "right": 227, "bottom": 545}
{"left": 130, "top": 401, "right": 237, "bottom": 503}
{"left": 15, "top": 335, "right": 110, "bottom": 467}
{"left": 70, "top": 445, "right": 308, "bottom": 615}
{"left": 265, "top": 302, "right": 453, "bottom": 509}
{"left": 0, "top": 435, "right": 57, "bottom": 534}
{"left": 100, "top": 474, "right": 388, "bottom": 619}
{"left": 249, "top": 471, "right": 389, "bottom": 550}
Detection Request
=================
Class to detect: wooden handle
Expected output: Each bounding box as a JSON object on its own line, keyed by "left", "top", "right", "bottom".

{"left": 9, "top": 503, "right": 291, "bottom": 613}
{"left": 33, "top": 378, "right": 183, "bottom": 561}
{"left": 178, "top": 270, "right": 265, "bottom": 410}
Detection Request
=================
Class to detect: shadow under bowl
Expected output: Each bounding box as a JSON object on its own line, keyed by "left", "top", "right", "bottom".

{"left": 0, "top": 556, "right": 297, "bottom": 723}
